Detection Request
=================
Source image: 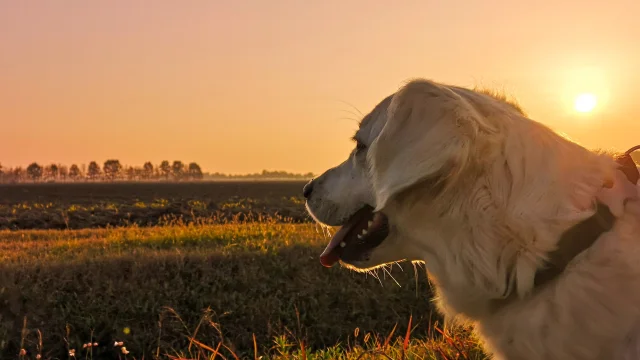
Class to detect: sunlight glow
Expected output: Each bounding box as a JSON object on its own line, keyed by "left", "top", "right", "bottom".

{"left": 574, "top": 93, "right": 597, "bottom": 113}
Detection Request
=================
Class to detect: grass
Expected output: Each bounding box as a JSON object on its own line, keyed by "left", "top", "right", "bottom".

{"left": 0, "top": 181, "right": 488, "bottom": 359}
{"left": 0, "top": 219, "right": 487, "bottom": 359}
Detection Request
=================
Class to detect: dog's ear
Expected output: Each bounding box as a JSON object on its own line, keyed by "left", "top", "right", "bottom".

{"left": 369, "top": 80, "right": 494, "bottom": 210}
{"left": 597, "top": 167, "right": 640, "bottom": 217}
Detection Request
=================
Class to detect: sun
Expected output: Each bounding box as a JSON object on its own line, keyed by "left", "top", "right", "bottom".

{"left": 574, "top": 93, "right": 597, "bottom": 113}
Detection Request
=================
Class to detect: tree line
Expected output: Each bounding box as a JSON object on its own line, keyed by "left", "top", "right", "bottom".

{"left": 0, "top": 160, "right": 315, "bottom": 184}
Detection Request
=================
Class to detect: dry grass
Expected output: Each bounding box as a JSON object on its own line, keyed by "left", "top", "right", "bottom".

{"left": 0, "top": 220, "right": 487, "bottom": 360}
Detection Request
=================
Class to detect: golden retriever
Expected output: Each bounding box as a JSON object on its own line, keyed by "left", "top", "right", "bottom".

{"left": 304, "top": 79, "right": 640, "bottom": 359}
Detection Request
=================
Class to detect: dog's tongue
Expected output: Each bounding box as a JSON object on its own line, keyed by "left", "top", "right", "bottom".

{"left": 319, "top": 224, "right": 351, "bottom": 268}
{"left": 319, "top": 206, "right": 376, "bottom": 268}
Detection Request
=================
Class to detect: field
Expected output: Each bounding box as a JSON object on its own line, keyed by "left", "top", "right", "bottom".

{"left": 0, "top": 182, "right": 486, "bottom": 359}
{"left": 0, "top": 181, "right": 310, "bottom": 231}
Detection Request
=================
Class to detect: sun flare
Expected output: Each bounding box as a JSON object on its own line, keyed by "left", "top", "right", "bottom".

{"left": 574, "top": 93, "right": 598, "bottom": 113}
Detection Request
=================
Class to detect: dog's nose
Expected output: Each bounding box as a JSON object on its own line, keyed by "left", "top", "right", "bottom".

{"left": 303, "top": 180, "right": 314, "bottom": 199}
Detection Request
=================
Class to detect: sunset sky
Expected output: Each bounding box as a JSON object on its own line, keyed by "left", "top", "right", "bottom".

{"left": 2, "top": 1, "right": 639, "bottom": 174}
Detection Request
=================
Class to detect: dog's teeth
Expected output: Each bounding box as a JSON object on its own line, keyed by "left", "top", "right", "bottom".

{"left": 362, "top": 229, "right": 368, "bottom": 235}
{"left": 357, "top": 234, "right": 363, "bottom": 239}
{"left": 340, "top": 241, "right": 346, "bottom": 248}
{"left": 368, "top": 221, "right": 373, "bottom": 228}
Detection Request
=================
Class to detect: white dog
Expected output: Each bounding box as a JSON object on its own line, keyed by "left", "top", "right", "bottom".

{"left": 304, "top": 79, "right": 640, "bottom": 360}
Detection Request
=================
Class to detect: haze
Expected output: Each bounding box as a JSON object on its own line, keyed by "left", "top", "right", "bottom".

{"left": 1, "top": 0, "right": 639, "bottom": 174}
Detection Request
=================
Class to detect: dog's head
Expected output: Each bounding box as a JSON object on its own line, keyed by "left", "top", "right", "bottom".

{"left": 305, "top": 79, "right": 623, "bottom": 314}
{"left": 305, "top": 80, "right": 526, "bottom": 270}
{"left": 303, "top": 92, "right": 400, "bottom": 268}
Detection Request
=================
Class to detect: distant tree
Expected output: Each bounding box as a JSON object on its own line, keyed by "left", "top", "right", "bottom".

{"left": 103, "top": 159, "right": 123, "bottom": 181}
{"left": 171, "top": 161, "right": 185, "bottom": 180}
{"left": 13, "top": 167, "right": 25, "bottom": 183}
{"left": 26, "top": 163, "right": 43, "bottom": 182}
{"left": 159, "top": 161, "right": 171, "bottom": 180}
{"left": 142, "top": 162, "right": 154, "bottom": 180}
{"left": 87, "top": 161, "right": 101, "bottom": 180}
{"left": 58, "top": 165, "right": 68, "bottom": 182}
{"left": 69, "top": 164, "right": 81, "bottom": 181}
{"left": 125, "top": 166, "right": 136, "bottom": 181}
{"left": 0, "top": 166, "right": 10, "bottom": 183}
{"left": 203, "top": 169, "right": 314, "bottom": 180}
{"left": 45, "top": 164, "right": 59, "bottom": 181}
{"left": 187, "top": 162, "right": 203, "bottom": 180}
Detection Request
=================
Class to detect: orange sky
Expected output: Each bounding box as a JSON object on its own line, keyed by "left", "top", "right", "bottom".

{"left": 1, "top": 1, "right": 639, "bottom": 174}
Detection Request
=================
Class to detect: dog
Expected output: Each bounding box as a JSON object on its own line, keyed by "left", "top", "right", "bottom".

{"left": 304, "top": 78, "right": 640, "bottom": 359}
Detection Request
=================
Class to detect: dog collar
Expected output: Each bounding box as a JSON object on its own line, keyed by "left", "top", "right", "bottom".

{"left": 535, "top": 148, "right": 639, "bottom": 288}
{"left": 493, "top": 147, "right": 639, "bottom": 310}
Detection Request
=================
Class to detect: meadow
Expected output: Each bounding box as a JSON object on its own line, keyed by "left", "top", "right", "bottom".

{"left": 0, "top": 182, "right": 486, "bottom": 359}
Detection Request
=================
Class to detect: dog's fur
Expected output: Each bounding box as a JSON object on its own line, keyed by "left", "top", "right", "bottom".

{"left": 306, "top": 79, "right": 640, "bottom": 359}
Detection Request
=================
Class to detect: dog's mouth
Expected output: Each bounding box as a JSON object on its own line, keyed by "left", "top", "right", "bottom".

{"left": 319, "top": 205, "right": 390, "bottom": 267}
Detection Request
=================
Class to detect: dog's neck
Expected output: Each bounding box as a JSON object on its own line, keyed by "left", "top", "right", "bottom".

{"left": 491, "top": 153, "right": 639, "bottom": 311}
{"left": 412, "top": 151, "right": 639, "bottom": 321}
